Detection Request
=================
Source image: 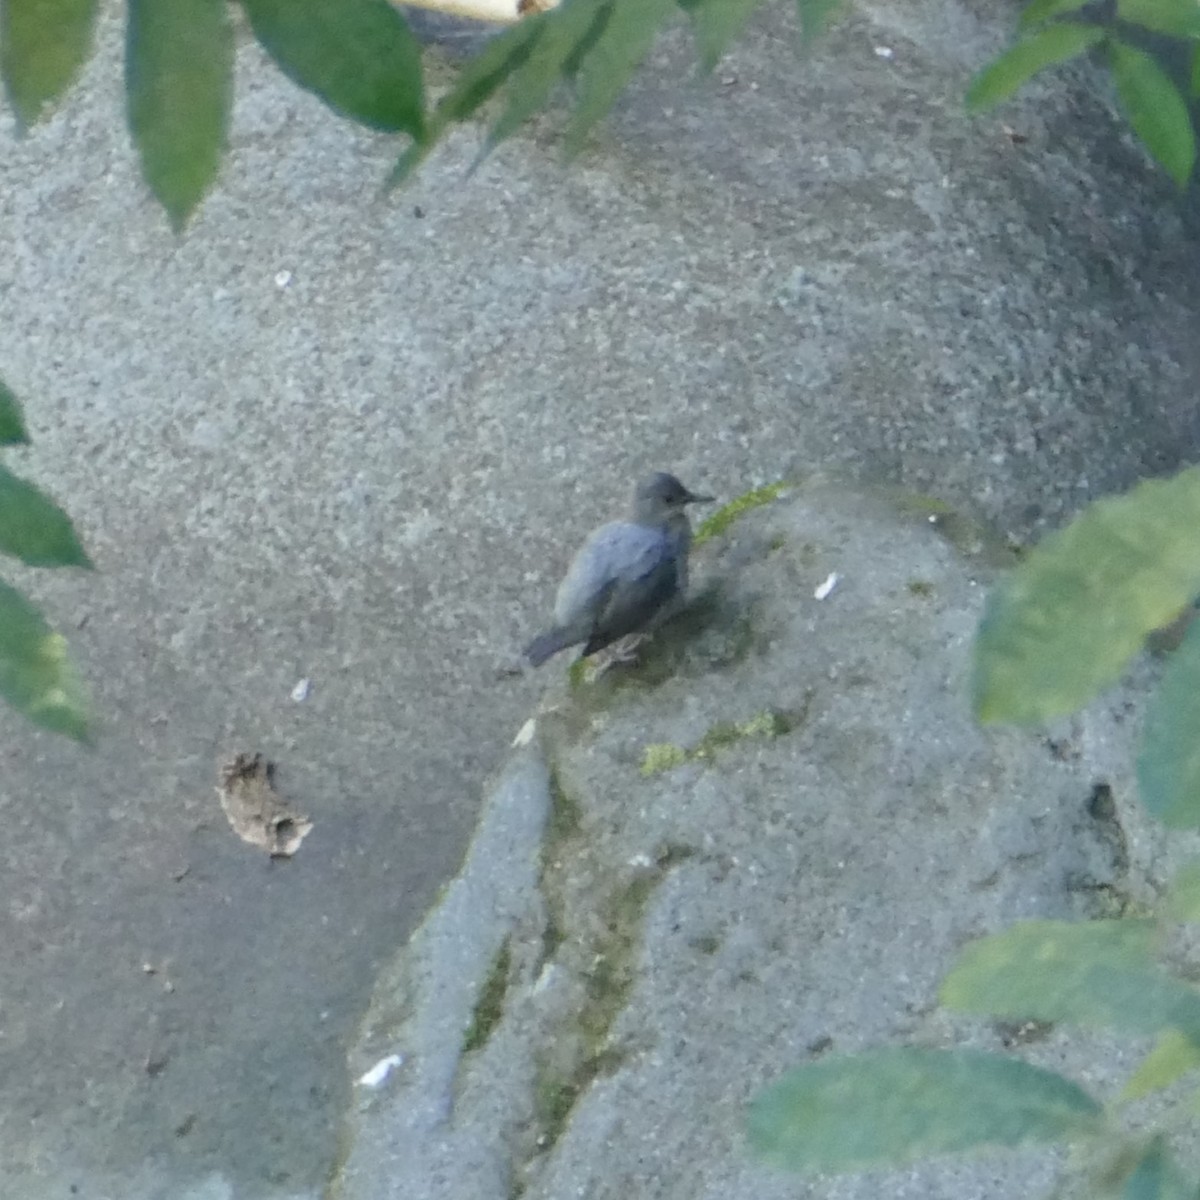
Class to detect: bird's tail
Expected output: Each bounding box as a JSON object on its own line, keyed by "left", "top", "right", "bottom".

{"left": 523, "top": 627, "right": 572, "bottom": 667}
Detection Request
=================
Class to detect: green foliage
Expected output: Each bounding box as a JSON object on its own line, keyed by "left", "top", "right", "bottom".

{"left": 1018, "top": 0, "right": 1092, "bottom": 31}
{"left": 0, "top": 382, "right": 92, "bottom": 741}
{"left": 1120, "top": 1030, "right": 1200, "bottom": 1100}
{"left": 0, "top": 582, "right": 91, "bottom": 742}
{"left": 747, "top": 1048, "right": 1102, "bottom": 1171}
{"left": 1117, "top": 0, "right": 1200, "bottom": 39}
{"left": 972, "top": 461, "right": 1200, "bottom": 840}
{"left": 749, "top": 907, "right": 1200, "bottom": 1182}
{"left": 1139, "top": 617, "right": 1200, "bottom": 828}
{"left": 1108, "top": 39, "right": 1195, "bottom": 188}
{"left": 682, "top": 0, "right": 766, "bottom": 71}
{"left": 977, "top": 0, "right": 1200, "bottom": 184}
{"left": 750, "top": 465, "right": 1200, "bottom": 1187}
{"left": 0, "top": 381, "right": 30, "bottom": 445}
{"left": 966, "top": 23, "right": 1106, "bottom": 111}
{"left": 795, "top": 0, "right": 842, "bottom": 45}
{"left": 0, "top": 0, "right": 1194, "bottom": 219}
{"left": 241, "top": 0, "right": 424, "bottom": 138}
{"left": 126, "top": 0, "right": 233, "bottom": 231}
{"left": 0, "top": 0, "right": 96, "bottom": 128}
{"left": 973, "top": 466, "right": 1200, "bottom": 725}
{"left": 1117, "top": 1138, "right": 1196, "bottom": 1200}
{"left": 1166, "top": 862, "right": 1200, "bottom": 921}
{"left": 4, "top": 0, "right": 811, "bottom": 222}
{"left": 564, "top": 0, "right": 677, "bottom": 154}
{"left": 482, "top": 0, "right": 610, "bottom": 157}
{"left": 395, "top": 0, "right": 693, "bottom": 184}
{"left": 391, "top": 13, "right": 548, "bottom": 184}
{"left": 0, "top": 464, "right": 92, "bottom": 568}
{"left": 941, "top": 919, "right": 1200, "bottom": 1042}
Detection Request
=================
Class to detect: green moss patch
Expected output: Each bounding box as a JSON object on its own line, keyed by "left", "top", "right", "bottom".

{"left": 462, "top": 938, "right": 512, "bottom": 1054}
{"left": 640, "top": 704, "right": 806, "bottom": 775}
{"left": 694, "top": 481, "right": 790, "bottom": 546}
{"left": 524, "top": 846, "right": 693, "bottom": 1165}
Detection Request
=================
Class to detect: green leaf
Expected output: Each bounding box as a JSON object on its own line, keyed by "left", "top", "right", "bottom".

{"left": 796, "top": 0, "right": 841, "bottom": 44}
{"left": 565, "top": 0, "right": 677, "bottom": 154}
{"left": 438, "top": 17, "right": 550, "bottom": 129}
{"left": 1109, "top": 39, "right": 1196, "bottom": 187}
{"left": 0, "top": 0, "right": 96, "bottom": 128}
{"left": 389, "top": 14, "right": 549, "bottom": 186}
{"left": 126, "top": 0, "right": 233, "bottom": 232}
{"left": 747, "top": 1047, "right": 1102, "bottom": 1172}
{"left": 1140, "top": 619, "right": 1200, "bottom": 827}
{"left": 1117, "top": 1136, "right": 1197, "bottom": 1200}
{"left": 1018, "top": 0, "right": 1093, "bottom": 31}
{"left": 0, "top": 466, "right": 92, "bottom": 568}
{"left": 973, "top": 466, "right": 1200, "bottom": 724}
{"left": 0, "top": 380, "right": 29, "bottom": 446}
{"left": 1117, "top": 0, "right": 1200, "bottom": 39}
{"left": 945, "top": 917, "right": 1156, "bottom": 975}
{"left": 682, "top": 0, "right": 764, "bottom": 70}
{"left": 241, "top": 0, "right": 424, "bottom": 139}
{"left": 1166, "top": 861, "right": 1200, "bottom": 921}
{"left": 482, "top": 0, "right": 610, "bottom": 157}
{"left": 966, "top": 23, "right": 1105, "bottom": 112}
{"left": 1192, "top": 43, "right": 1200, "bottom": 98}
{"left": 1121, "top": 1031, "right": 1200, "bottom": 1101}
{"left": 940, "top": 919, "right": 1200, "bottom": 1041}
{"left": 0, "top": 579, "right": 90, "bottom": 741}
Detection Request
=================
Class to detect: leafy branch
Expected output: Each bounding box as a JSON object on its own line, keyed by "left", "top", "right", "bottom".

{"left": 0, "top": 381, "right": 92, "bottom": 742}
{"left": 1, "top": 0, "right": 840, "bottom": 229}
{"left": 5, "top": 0, "right": 1195, "bottom": 232}
{"left": 968, "top": 0, "right": 1200, "bottom": 187}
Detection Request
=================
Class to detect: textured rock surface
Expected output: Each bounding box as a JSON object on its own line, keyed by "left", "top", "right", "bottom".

{"left": 1, "top": 0, "right": 1197, "bottom": 1194}
{"left": 334, "top": 482, "right": 1182, "bottom": 1199}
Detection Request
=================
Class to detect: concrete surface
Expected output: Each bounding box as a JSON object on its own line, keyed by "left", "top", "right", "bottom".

{"left": 333, "top": 481, "right": 1186, "bottom": 1199}
{"left": 0, "top": 0, "right": 1197, "bottom": 1196}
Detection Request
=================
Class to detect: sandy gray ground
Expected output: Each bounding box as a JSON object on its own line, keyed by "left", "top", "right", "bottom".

{"left": 0, "top": 1, "right": 1197, "bottom": 1197}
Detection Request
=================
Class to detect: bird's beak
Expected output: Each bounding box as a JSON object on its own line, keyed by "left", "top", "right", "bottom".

{"left": 684, "top": 490, "right": 716, "bottom": 505}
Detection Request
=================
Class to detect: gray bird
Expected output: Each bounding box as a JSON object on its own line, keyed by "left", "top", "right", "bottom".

{"left": 523, "top": 471, "right": 715, "bottom": 667}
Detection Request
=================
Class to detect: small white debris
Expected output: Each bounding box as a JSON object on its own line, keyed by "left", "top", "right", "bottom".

{"left": 814, "top": 572, "right": 840, "bottom": 601}
{"left": 532, "top": 963, "right": 559, "bottom": 995}
{"left": 274, "top": 269, "right": 293, "bottom": 289}
{"left": 628, "top": 853, "right": 654, "bottom": 870}
{"left": 291, "top": 678, "right": 311, "bottom": 703}
{"left": 512, "top": 718, "right": 537, "bottom": 747}
{"left": 874, "top": 45, "right": 894, "bottom": 59}
{"left": 358, "top": 1054, "right": 403, "bottom": 1088}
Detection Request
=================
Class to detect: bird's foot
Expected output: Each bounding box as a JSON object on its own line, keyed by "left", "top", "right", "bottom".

{"left": 586, "top": 633, "right": 650, "bottom": 679}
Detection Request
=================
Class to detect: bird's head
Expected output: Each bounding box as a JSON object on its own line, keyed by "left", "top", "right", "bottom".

{"left": 633, "top": 472, "right": 715, "bottom": 520}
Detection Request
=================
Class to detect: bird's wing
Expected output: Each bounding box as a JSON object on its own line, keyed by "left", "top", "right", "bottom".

{"left": 552, "top": 522, "right": 683, "bottom": 655}
{"left": 553, "top": 522, "right": 670, "bottom": 630}
{"left": 582, "top": 552, "right": 680, "bottom": 655}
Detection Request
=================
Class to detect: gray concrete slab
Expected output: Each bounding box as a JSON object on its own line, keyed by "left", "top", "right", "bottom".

{"left": 0, "top": 0, "right": 1197, "bottom": 1196}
